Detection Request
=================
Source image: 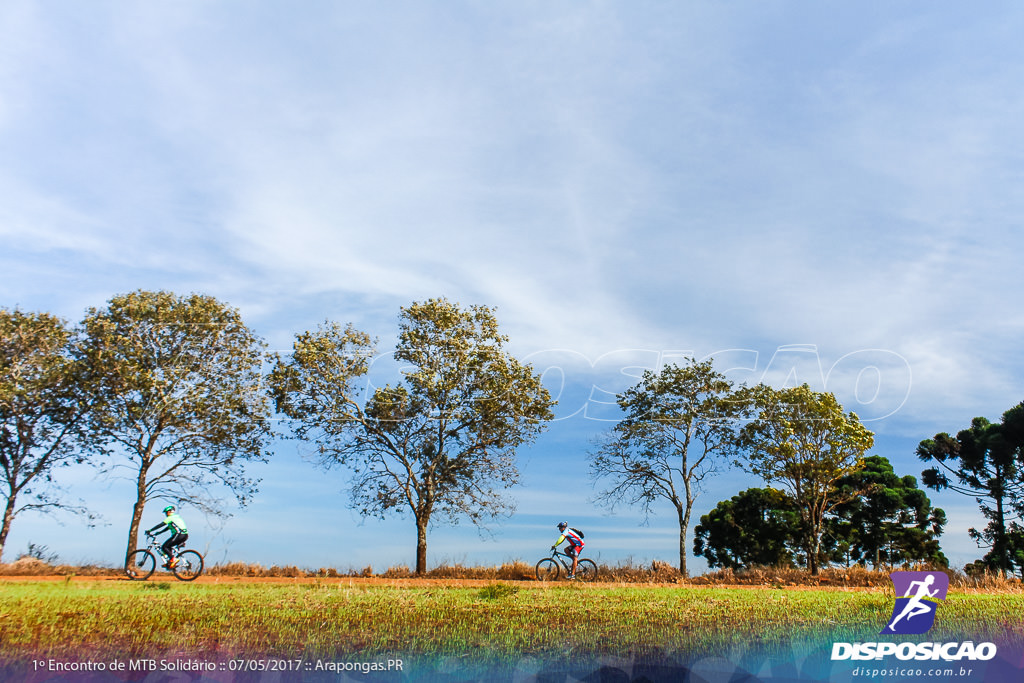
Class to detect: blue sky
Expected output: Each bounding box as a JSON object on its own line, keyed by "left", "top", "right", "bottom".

{"left": 2, "top": 2, "right": 1022, "bottom": 573}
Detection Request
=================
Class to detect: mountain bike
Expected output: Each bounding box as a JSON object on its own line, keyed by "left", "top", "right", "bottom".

{"left": 535, "top": 548, "right": 598, "bottom": 582}
{"left": 124, "top": 534, "right": 204, "bottom": 581}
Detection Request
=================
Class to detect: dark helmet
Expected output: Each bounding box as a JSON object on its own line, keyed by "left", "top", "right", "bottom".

{"left": 557, "top": 521, "right": 567, "bottom": 531}
{"left": 163, "top": 505, "right": 175, "bottom": 514}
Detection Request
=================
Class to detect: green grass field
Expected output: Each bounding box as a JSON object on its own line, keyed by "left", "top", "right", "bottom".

{"left": 2, "top": 579, "right": 1022, "bottom": 664}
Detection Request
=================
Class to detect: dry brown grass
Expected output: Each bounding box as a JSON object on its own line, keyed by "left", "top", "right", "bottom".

{"left": 688, "top": 565, "right": 892, "bottom": 587}
{"left": 596, "top": 559, "right": 684, "bottom": 583}
{"left": 3, "top": 557, "right": 1022, "bottom": 590}
{"left": 689, "top": 565, "right": 1024, "bottom": 592}
{"left": 379, "top": 561, "right": 535, "bottom": 580}
{"left": 205, "top": 562, "right": 309, "bottom": 578}
{"left": 946, "top": 568, "right": 1024, "bottom": 593}
{"left": 0, "top": 557, "right": 113, "bottom": 577}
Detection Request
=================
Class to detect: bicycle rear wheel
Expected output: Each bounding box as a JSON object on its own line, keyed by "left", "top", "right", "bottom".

{"left": 576, "top": 559, "right": 598, "bottom": 582}
{"left": 125, "top": 549, "right": 156, "bottom": 580}
{"left": 535, "top": 558, "right": 560, "bottom": 582}
{"left": 172, "top": 550, "right": 204, "bottom": 581}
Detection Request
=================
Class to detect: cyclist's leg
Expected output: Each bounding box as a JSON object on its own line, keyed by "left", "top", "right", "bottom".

{"left": 162, "top": 533, "right": 187, "bottom": 565}
{"left": 567, "top": 544, "right": 579, "bottom": 576}
{"left": 170, "top": 533, "right": 188, "bottom": 564}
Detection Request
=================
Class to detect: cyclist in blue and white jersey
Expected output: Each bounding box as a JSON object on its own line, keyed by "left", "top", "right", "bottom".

{"left": 552, "top": 521, "right": 585, "bottom": 579}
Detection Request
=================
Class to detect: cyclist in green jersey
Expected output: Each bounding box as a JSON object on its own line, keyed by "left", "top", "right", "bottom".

{"left": 146, "top": 505, "right": 189, "bottom": 569}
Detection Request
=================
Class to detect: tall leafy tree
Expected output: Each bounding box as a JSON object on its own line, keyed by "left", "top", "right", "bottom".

{"left": 827, "top": 455, "right": 946, "bottom": 569}
{"left": 917, "top": 402, "right": 1024, "bottom": 577}
{"left": 0, "top": 310, "right": 96, "bottom": 561}
{"left": 268, "top": 298, "right": 554, "bottom": 574}
{"left": 740, "top": 384, "right": 874, "bottom": 575}
{"left": 693, "top": 487, "right": 802, "bottom": 570}
{"left": 80, "top": 291, "right": 272, "bottom": 562}
{"left": 589, "top": 358, "right": 748, "bottom": 576}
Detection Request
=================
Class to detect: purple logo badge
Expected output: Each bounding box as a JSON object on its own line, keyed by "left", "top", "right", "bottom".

{"left": 882, "top": 571, "right": 949, "bottom": 635}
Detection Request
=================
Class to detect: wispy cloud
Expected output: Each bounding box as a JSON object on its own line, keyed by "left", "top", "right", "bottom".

{"left": 2, "top": 2, "right": 1021, "bottom": 569}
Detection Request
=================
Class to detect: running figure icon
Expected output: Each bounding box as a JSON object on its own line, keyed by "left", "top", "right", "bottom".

{"left": 882, "top": 571, "right": 949, "bottom": 635}
{"left": 885, "top": 575, "right": 938, "bottom": 632}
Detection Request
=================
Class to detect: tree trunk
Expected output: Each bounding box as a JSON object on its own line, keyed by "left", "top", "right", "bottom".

{"left": 0, "top": 492, "right": 16, "bottom": 563}
{"left": 994, "top": 493, "right": 1009, "bottom": 578}
{"left": 677, "top": 503, "right": 690, "bottom": 578}
{"left": 808, "top": 533, "right": 820, "bottom": 575}
{"left": 415, "top": 517, "right": 428, "bottom": 575}
{"left": 126, "top": 474, "right": 148, "bottom": 566}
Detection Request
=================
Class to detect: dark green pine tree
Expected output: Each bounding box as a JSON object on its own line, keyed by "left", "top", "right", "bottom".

{"left": 826, "top": 455, "right": 947, "bottom": 569}
{"left": 693, "top": 487, "right": 803, "bottom": 570}
{"left": 918, "top": 402, "right": 1024, "bottom": 577}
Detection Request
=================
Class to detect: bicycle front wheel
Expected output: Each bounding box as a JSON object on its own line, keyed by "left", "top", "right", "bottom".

{"left": 576, "top": 559, "right": 598, "bottom": 582}
{"left": 172, "top": 550, "right": 204, "bottom": 581}
{"left": 125, "top": 549, "right": 156, "bottom": 581}
{"left": 535, "top": 558, "right": 560, "bottom": 582}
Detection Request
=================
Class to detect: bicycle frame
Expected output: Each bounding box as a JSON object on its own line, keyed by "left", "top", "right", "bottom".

{"left": 550, "top": 548, "right": 579, "bottom": 571}
{"left": 553, "top": 548, "right": 594, "bottom": 577}
{"left": 145, "top": 534, "right": 181, "bottom": 561}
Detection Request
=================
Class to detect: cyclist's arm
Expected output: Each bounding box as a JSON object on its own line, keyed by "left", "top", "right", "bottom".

{"left": 147, "top": 522, "right": 169, "bottom": 535}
